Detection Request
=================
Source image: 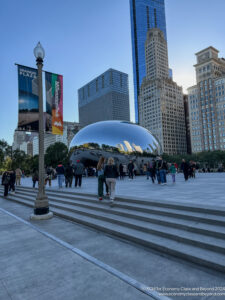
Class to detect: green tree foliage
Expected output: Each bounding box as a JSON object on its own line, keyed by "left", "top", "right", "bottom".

{"left": 162, "top": 150, "right": 225, "bottom": 169}
{"left": 0, "top": 139, "right": 12, "bottom": 158}
{"left": 0, "top": 148, "right": 4, "bottom": 167}
{"left": 2, "top": 157, "right": 12, "bottom": 171}
{"left": 45, "top": 142, "right": 69, "bottom": 168}
{"left": 11, "top": 149, "right": 27, "bottom": 169}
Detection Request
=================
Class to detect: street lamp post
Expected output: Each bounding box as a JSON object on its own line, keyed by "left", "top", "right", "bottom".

{"left": 31, "top": 42, "right": 53, "bottom": 220}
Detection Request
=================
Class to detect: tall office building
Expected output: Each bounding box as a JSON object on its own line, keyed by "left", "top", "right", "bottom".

{"left": 63, "top": 121, "right": 81, "bottom": 147}
{"left": 12, "top": 131, "right": 27, "bottom": 151}
{"left": 32, "top": 121, "right": 79, "bottom": 155}
{"left": 139, "top": 28, "right": 187, "bottom": 154}
{"left": 188, "top": 47, "right": 225, "bottom": 153}
{"left": 78, "top": 69, "right": 130, "bottom": 127}
{"left": 183, "top": 95, "right": 192, "bottom": 154}
{"left": 33, "top": 127, "right": 68, "bottom": 156}
{"left": 130, "top": 0, "right": 169, "bottom": 123}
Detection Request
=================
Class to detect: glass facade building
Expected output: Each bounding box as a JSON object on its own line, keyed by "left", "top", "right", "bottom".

{"left": 130, "top": 0, "right": 167, "bottom": 123}
{"left": 78, "top": 69, "right": 130, "bottom": 127}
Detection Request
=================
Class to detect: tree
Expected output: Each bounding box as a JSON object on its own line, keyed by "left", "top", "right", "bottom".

{"left": 11, "top": 149, "right": 27, "bottom": 170}
{"left": 0, "top": 139, "right": 12, "bottom": 158}
{"left": 45, "top": 142, "right": 68, "bottom": 168}
{"left": 0, "top": 148, "right": 4, "bottom": 167}
{"left": 2, "top": 157, "right": 12, "bottom": 171}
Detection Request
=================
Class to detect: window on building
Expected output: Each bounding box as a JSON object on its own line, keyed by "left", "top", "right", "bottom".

{"left": 110, "top": 71, "right": 113, "bottom": 84}
{"left": 120, "top": 74, "right": 123, "bottom": 87}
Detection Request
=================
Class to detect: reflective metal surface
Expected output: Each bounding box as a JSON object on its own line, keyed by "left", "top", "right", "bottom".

{"left": 69, "top": 121, "right": 161, "bottom": 166}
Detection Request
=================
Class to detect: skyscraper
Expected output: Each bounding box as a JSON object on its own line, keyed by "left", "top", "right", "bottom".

{"left": 78, "top": 69, "right": 130, "bottom": 127}
{"left": 188, "top": 47, "right": 225, "bottom": 153}
{"left": 130, "top": 0, "right": 167, "bottom": 123}
{"left": 139, "top": 28, "right": 187, "bottom": 154}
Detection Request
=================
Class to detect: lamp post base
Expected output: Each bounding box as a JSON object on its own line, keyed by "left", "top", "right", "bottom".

{"left": 30, "top": 211, "right": 53, "bottom": 220}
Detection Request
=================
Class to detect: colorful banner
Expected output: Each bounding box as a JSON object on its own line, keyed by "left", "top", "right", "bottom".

{"left": 45, "top": 72, "right": 63, "bottom": 135}
{"left": 17, "top": 65, "right": 39, "bottom": 131}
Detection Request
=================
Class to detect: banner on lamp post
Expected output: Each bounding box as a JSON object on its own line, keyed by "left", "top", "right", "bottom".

{"left": 17, "top": 65, "right": 39, "bottom": 131}
{"left": 45, "top": 72, "right": 63, "bottom": 135}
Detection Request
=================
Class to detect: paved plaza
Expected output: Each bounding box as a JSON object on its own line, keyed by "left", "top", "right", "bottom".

{"left": 1, "top": 199, "right": 225, "bottom": 300}
{"left": 20, "top": 172, "right": 225, "bottom": 208}
{"left": 1, "top": 172, "right": 225, "bottom": 300}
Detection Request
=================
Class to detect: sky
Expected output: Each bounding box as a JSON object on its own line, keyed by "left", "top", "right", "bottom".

{"left": 1, "top": 0, "right": 225, "bottom": 145}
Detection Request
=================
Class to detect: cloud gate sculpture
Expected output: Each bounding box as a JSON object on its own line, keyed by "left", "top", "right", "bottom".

{"left": 69, "top": 121, "right": 161, "bottom": 168}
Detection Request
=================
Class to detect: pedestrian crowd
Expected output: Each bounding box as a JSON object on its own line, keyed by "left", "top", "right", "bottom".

{"left": 1, "top": 158, "right": 199, "bottom": 204}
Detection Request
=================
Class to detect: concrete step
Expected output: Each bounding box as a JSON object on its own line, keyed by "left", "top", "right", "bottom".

{"left": 14, "top": 189, "right": 225, "bottom": 240}
{"left": 49, "top": 202, "right": 225, "bottom": 255}
{"left": 17, "top": 185, "right": 225, "bottom": 216}
{"left": 50, "top": 207, "right": 225, "bottom": 274}
{"left": 2, "top": 192, "right": 225, "bottom": 273}
{"left": 4, "top": 191, "right": 225, "bottom": 255}
{"left": 12, "top": 188, "right": 225, "bottom": 227}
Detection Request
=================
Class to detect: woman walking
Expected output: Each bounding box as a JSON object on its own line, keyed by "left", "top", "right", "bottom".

{"left": 97, "top": 156, "right": 107, "bottom": 200}
{"left": 104, "top": 157, "right": 118, "bottom": 206}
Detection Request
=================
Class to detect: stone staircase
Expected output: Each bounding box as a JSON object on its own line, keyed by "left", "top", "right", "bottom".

{"left": 1, "top": 186, "right": 225, "bottom": 273}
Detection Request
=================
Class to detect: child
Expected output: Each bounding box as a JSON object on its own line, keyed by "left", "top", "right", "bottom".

{"left": 169, "top": 163, "right": 176, "bottom": 184}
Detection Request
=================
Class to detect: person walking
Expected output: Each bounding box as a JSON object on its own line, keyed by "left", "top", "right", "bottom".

{"left": 2, "top": 171, "right": 11, "bottom": 197}
{"left": 119, "top": 163, "right": 124, "bottom": 180}
{"left": 9, "top": 170, "right": 16, "bottom": 194}
{"left": 169, "top": 163, "right": 176, "bottom": 184}
{"left": 148, "top": 160, "right": 156, "bottom": 183}
{"left": 97, "top": 156, "right": 109, "bottom": 200}
{"left": 73, "top": 160, "right": 84, "bottom": 187}
{"left": 45, "top": 166, "right": 53, "bottom": 187}
{"left": 155, "top": 159, "right": 161, "bottom": 184}
{"left": 104, "top": 157, "right": 118, "bottom": 206}
{"left": 123, "top": 164, "right": 127, "bottom": 177}
{"left": 65, "top": 163, "right": 73, "bottom": 188}
{"left": 32, "top": 168, "right": 39, "bottom": 188}
{"left": 56, "top": 162, "right": 65, "bottom": 188}
{"left": 15, "top": 167, "right": 22, "bottom": 185}
{"left": 158, "top": 157, "right": 168, "bottom": 185}
{"left": 181, "top": 159, "right": 189, "bottom": 181}
{"left": 127, "top": 160, "right": 134, "bottom": 180}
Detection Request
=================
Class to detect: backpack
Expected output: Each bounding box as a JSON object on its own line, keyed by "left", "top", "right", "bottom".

{"left": 3, "top": 173, "right": 10, "bottom": 185}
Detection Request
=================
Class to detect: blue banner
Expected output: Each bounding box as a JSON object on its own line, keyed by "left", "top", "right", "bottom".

{"left": 18, "top": 65, "right": 39, "bottom": 131}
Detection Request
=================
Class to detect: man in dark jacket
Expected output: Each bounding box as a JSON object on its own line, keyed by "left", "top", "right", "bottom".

{"left": 2, "top": 171, "right": 11, "bottom": 197}
{"left": 73, "top": 160, "right": 84, "bottom": 187}
{"left": 147, "top": 160, "right": 156, "bottom": 183}
{"left": 56, "top": 162, "right": 65, "bottom": 188}
{"left": 181, "top": 159, "right": 189, "bottom": 181}
{"left": 65, "top": 163, "right": 73, "bottom": 188}
{"left": 9, "top": 170, "right": 16, "bottom": 194}
{"left": 127, "top": 161, "right": 134, "bottom": 180}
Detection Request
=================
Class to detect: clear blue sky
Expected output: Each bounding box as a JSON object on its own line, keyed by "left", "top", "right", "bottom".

{"left": 1, "top": 0, "right": 225, "bottom": 145}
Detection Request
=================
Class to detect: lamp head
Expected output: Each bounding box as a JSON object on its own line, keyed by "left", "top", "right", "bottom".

{"left": 34, "top": 42, "right": 45, "bottom": 60}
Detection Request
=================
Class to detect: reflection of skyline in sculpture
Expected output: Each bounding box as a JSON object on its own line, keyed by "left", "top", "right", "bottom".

{"left": 69, "top": 121, "right": 161, "bottom": 167}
